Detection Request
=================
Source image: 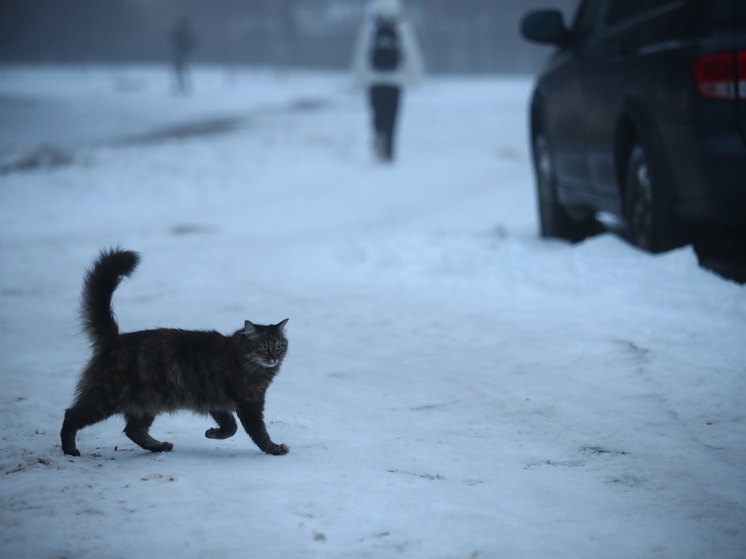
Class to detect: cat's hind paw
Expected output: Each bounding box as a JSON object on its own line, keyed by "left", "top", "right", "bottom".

{"left": 205, "top": 428, "right": 234, "bottom": 440}
{"left": 268, "top": 443, "right": 289, "bottom": 456}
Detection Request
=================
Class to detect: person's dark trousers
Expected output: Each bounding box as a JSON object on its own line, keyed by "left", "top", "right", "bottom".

{"left": 369, "top": 85, "right": 401, "bottom": 161}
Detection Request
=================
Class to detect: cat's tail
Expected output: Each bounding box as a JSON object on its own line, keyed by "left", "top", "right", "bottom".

{"left": 81, "top": 247, "right": 140, "bottom": 349}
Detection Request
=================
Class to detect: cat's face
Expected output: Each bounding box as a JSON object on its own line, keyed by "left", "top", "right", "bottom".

{"left": 240, "top": 319, "right": 288, "bottom": 369}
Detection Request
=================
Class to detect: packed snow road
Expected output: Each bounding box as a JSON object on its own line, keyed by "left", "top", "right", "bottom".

{"left": 0, "top": 66, "right": 744, "bottom": 559}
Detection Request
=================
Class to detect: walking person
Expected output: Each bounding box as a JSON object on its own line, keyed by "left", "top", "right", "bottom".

{"left": 170, "top": 17, "right": 198, "bottom": 94}
{"left": 352, "top": 0, "right": 424, "bottom": 162}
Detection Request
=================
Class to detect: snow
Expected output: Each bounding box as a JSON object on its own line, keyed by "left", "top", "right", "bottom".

{"left": 1, "top": 65, "right": 744, "bottom": 559}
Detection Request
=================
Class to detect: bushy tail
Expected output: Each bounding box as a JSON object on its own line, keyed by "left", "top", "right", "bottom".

{"left": 81, "top": 247, "right": 140, "bottom": 349}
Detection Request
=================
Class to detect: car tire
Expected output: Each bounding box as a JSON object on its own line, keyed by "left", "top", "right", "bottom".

{"left": 533, "top": 132, "right": 601, "bottom": 243}
{"left": 623, "top": 142, "right": 680, "bottom": 253}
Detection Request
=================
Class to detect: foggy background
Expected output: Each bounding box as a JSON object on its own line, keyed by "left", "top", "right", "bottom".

{"left": 0, "top": 0, "right": 579, "bottom": 74}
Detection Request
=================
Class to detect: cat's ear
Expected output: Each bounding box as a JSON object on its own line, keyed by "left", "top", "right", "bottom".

{"left": 243, "top": 320, "right": 258, "bottom": 336}
{"left": 276, "top": 318, "right": 289, "bottom": 332}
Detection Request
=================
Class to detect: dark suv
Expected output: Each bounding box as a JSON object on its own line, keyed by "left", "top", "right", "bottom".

{"left": 521, "top": 0, "right": 746, "bottom": 256}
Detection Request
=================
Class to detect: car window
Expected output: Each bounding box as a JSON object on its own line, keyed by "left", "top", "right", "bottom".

{"left": 608, "top": 0, "right": 681, "bottom": 25}
{"left": 573, "top": 0, "right": 615, "bottom": 45}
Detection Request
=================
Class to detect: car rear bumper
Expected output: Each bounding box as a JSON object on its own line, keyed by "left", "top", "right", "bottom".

{"left": 661, "top": 124, "right": 746, "bottom": 226}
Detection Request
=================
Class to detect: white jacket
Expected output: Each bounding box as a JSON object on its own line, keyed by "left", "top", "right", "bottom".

{"left": 351, "top": 1, "right": 425, "bottom": 89}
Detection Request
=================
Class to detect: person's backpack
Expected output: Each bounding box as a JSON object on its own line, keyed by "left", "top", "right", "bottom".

{"left": 370, "top": 17, "right": 402, "bottom": 71}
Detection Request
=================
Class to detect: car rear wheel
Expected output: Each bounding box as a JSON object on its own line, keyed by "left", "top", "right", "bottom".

{"left": 533, "top": 132, "right": 600, "bottom": 243}
{"left": 624, "top": 143, "right": 680, "bottom": 253}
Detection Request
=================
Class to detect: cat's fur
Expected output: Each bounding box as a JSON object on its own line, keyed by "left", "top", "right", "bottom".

{"left": 60, "top": 248, "right": 289, "bottom": 457}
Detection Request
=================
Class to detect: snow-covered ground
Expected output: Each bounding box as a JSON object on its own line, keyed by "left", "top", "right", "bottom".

{"left": 1, "top": 65, "right": 744, "bottom": 559}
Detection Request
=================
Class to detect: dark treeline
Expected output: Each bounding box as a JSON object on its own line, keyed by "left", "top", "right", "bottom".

{"left": 0, "top": 0, "right": 578, "bottom": 74}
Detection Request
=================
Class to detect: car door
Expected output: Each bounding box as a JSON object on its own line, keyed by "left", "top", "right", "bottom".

{"left": 552, "top": 0, "right": 617, "bottom": 201}
{"left": 539, "top": 38, "right": 589, "bottom": 194}
{"left": 579, "top": 0, "right": 645, "bottom": 204}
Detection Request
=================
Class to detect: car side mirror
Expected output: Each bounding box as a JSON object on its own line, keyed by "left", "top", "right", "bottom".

{"left": 520, "top": 10, "right": 570, "bottom": 47}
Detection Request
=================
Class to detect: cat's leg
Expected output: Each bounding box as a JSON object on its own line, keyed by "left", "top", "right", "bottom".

{"left": 205, "top": 410, "right": 238, "bottom": 440}
{"left": 60, "top": 405, "right": 114, "bottom": 456}
{"left": 124, "top": 413, "right": 173, "bottom": 453}
{"left": 236, "top": 404, "right": 288, "bottom": 455}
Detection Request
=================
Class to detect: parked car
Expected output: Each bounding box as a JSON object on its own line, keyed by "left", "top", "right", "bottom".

{"left": 520, "top": 0, "right": 746, "bottom": 254}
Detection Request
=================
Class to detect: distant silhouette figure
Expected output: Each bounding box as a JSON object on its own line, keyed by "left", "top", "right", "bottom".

{"left": 170, "top": 17, "right": 198, "bottom": 94}
{"left": 352, "top": 0, "right": 424, "bottom": 162}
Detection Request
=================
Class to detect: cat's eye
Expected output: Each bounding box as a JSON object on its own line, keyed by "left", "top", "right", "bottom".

{"left": 277, "top": 344, "right": 285, "bottom": 351}
{"left": 260, "top": 344, "right": 269, "bottom": 351}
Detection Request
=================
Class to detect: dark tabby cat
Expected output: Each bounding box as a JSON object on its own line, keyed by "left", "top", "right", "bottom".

{"left": 60, "top": 248, "right": 289, "bottom": 457}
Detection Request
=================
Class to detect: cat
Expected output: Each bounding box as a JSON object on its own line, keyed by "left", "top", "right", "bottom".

{"left": 60, "top": 247, "right": 289, "bottom": 457}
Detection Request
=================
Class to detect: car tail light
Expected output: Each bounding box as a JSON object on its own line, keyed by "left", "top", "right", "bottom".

{"left": 693, "top": 52, "right": 746, "bottom": 99}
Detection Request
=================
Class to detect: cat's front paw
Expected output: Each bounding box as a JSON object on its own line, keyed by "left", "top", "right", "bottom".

{"left": 268, "top": 443, "right": 289, "bottom": 456}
